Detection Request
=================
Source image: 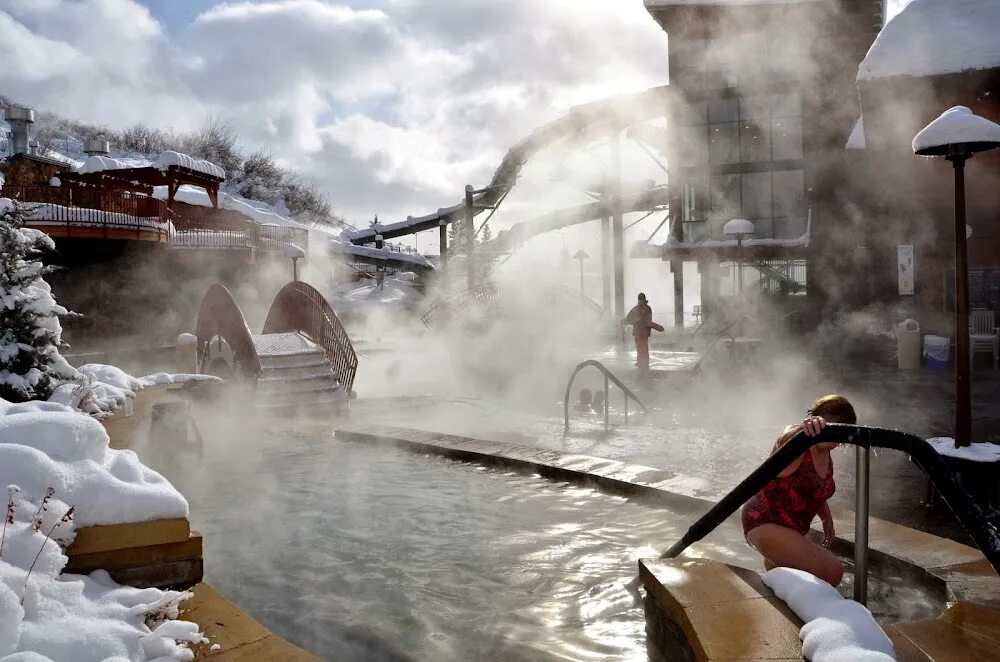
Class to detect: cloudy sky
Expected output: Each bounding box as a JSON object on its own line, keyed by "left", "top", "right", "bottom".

{"left": 1, "top": 0, "right": 913, "bottom": 232}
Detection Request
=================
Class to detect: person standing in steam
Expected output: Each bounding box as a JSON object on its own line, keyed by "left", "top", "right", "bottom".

{"left": 622, "top": 293, "right": 653, "bottom": 372}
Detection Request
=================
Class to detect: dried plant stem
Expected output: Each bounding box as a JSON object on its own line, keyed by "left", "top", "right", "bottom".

{"left": 21, "top": 506, "right": 74, "bottom": 605}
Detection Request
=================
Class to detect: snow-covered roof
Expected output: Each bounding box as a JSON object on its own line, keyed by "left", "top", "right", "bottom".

{"left": 76, "top": 155, "right": 132, "bottom": 174}
{"left": 330, "top": 239, "right": 434, "bottom": 270}
{"left": 846, "top": 117, "right": 866, "bottom": 150}
{"left": 912, "top": 106, "right": 1000, "bottom": 155}
{"left": 858, "top": 0, "right": 1000, "bottom": 81}
{"left": 153, "top": 150, "right": 225, "bottom": 179}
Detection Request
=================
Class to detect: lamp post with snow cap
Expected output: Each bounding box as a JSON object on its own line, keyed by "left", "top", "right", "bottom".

{"left": 282, "top": 243, "right": 305, "bottom": 282}
{"left": 913, "top": 106, "right": 1000, "bottom": 448}
{"left": 723, "top": 218, "right": 755, "bottom": 294}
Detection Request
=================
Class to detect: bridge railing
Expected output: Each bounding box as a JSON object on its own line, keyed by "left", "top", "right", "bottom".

{"left": 263, "top": 281, "right": 358, "bottom": 393}
{"left": 564, "top": 359, "right": 648, "bottom": 432}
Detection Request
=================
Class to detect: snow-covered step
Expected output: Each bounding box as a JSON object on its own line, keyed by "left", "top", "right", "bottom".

{"left": 252, "top": 332, "right": 322, "bottom": 358}
{"left": 257, "top": 363, "right": 337, "bottom": 382}
{"left": 256, "top": 386, "right": 344, "bottom": 408}
{"left": 258, "top": 352, "right": 328, "bottom": 370}
{"left": 255, "top": 373, "right": 339, "bottom": 395}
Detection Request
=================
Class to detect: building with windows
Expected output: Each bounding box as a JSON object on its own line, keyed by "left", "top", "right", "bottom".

{"left": 642, "top": 0, "right": 885, "bottom": 320}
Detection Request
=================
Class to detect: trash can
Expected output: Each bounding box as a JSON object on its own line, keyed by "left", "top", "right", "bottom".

{"left": 896, "top": 319, "right": 921, "bottom": 369}
{"left": 924, "top": 335, "right": 951, "bottom": 370}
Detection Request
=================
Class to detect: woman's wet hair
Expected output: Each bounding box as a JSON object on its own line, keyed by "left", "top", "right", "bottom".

{"left": 808, "top": 395, "right": 857, "bottom": 425}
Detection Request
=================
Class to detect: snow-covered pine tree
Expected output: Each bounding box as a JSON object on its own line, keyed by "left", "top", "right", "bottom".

{"left": 0, "top": 200, "right": 78, "bottom": 401}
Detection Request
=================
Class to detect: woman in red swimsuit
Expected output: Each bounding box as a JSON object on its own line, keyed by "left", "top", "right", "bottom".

{"left": 741, "top": 394, "right": 856, "bottom": 586}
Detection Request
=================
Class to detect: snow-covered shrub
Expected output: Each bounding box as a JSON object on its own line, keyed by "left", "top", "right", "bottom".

{"left": 177, "top": 117, "right": 241, "bottom": 177}
{"left": 115, "top": 124, "right": 174, "bottom": 155}
{"left": 0, "top": 201, "right": 79, "bottom": 402}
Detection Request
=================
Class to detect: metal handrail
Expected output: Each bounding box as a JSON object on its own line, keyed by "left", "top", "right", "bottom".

{"left": 263, "top": 281, "right": 359, "bottom": 393}
{"left": 662, "top": 424, "right": 1000, "bottom": 605}
{"left": 194, "top": 284, "right": 263, "bottom": 383}
{"left": 563, "top": 360, "right": 648, "bottom": 432}
{"left": 690, "top": 314, "right": 754, "bottom": 373}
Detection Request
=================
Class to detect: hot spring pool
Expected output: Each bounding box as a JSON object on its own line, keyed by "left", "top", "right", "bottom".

{"left": 147, "top": 430, "right": 944, "bottom": 661}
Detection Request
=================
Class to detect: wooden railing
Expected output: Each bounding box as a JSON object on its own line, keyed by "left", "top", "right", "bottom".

{"left": 3, "top": 185, "right": 170, "bottom": 241}
{"left": 263, "top": 281, "right": 358, "bottom": 393}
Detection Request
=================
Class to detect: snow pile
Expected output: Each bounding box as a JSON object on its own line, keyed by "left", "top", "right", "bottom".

{"left": 0, "top": 399, "right": 188, "bottom": 527}
{"left": 763, "top": 568, "right": 895, "bottom": 662}
{"left": 927, "top": 437, "right": 1000, "bottom": 463}
{"left": 0, "top": 489, "right": 203, "bottom": 660}
{"left": 859, "top": 0, "right": 1000, "bottom": 81}
{"left": 912, "top": 106, "right": 1000, "bottom": 154}
{"left": 153, "top": 151, "right": 225, "bottom": 180}
{"left": 138, "top": 373, "right": 221, "bottom": 387}
{"left": 76, "top": 155, "right": 131, "bottom": 175}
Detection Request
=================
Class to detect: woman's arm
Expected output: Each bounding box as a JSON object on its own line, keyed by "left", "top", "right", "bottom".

{"left": 772, "top": 424, "right": 805, "bottom": 477}
{"left": 818, "top": 501, "right": 835, "bottom": 548}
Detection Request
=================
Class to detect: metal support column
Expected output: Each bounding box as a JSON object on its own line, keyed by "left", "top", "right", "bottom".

{"left": 439, "top": 220, "right": 448, "bottom": 269}
{"left": 612, "top": 135, "right": 625, "bottom": 319}
{"left": 601, "top": 216, "right": 611, "bottom": 313}
{"left": 672, "top": 259, "right": 684, "bottom": 329}
{"left": 464, "top": 185, "right": 476, "bottom": 289}
{"left": 854, "top": 446, "right": 870, "bottom": 605}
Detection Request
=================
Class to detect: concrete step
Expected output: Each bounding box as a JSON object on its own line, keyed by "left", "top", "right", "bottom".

{"left": 258, "top": 363, "right": 336, "bottom": 382}
{"left": 256, "top": 384, "right": 343, "bottom": 408}
{"left": 258, "top": 351, "right": 328, "bottom": 370}
{"left": 255, "top": 373, "right": 338, "bottom": 395}
{"left": 888, "top": 603, "right": 1000, "bottom": 661}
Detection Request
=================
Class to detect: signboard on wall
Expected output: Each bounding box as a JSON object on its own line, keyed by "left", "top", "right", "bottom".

{"left": 898, "top": 245, "right": 914, "bottom": 295}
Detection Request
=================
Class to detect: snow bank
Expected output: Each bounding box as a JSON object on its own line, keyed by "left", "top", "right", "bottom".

{"left": 153, "top": 151, "right": 225, "bottom": 180}
{"left": 763, "top": 568, "right": 895, "bottom": 662}
{"left": 859, "top": 0, "right": 1000, "bottom": 81}
{"left": 0, "top": 491, "right": 202, "bottom": 660}
{"left": 927, "top": 437, "right": 1000, "bottom": 463}
{"left": 912, "top": 106, "right": 1000, "bottom": 154}
{"left": 0, "top": 399, "right": 188, "bottom": 527}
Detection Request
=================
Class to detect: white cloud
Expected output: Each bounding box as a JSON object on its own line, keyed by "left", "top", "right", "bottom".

{"left": 0, "top": 0, "right": 668, "bottom": 226}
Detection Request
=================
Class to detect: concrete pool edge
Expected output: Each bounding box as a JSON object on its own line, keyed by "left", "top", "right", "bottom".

{"left": 329, "top": 423, "right": 1000, "bottom": 609}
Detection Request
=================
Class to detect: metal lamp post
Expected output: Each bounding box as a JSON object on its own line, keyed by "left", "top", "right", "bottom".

{"left": 914, "top": 106, "right": 1000, "bottom": 448}
{"left": 573, "top": 250, "right": 590, "bottom": 295}
{"left": 723, "top": 218, "right": 755, "bottom": 294}
{"left": 282, "top": 243, "right": 306, "bottom": 282}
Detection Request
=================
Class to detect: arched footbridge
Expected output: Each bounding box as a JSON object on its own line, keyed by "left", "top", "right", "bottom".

{"left": 195, "top": 281, "right": 358, "bottom": 411}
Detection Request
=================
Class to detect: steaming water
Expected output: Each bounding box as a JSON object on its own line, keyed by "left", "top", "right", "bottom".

{"left": 148, "top": 430, "right": 942, "bottom": 661}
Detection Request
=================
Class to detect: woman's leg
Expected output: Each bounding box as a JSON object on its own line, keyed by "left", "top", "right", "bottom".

{"left": 747, "top": 523, "right": 844, "bottom": 586}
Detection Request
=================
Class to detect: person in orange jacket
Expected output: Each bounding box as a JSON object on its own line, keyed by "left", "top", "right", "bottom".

{"left": 622, "top": 292, "right": 654, "bottom": 372}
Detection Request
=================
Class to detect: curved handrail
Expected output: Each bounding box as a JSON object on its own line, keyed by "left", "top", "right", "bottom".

{"left": 563, "top": 360, "right": 648, "bottom": 433}
{"left": 690, "top": 314, "right": 755, "bottom": 373}
{"left": 195, "top": 284, "right": 263, "bottom": 383}
{"left": 662, "top": 424, "right": 1000, "bottom": 573}
{"left": 263, "top": 281, "right": 359, "bottom": 392}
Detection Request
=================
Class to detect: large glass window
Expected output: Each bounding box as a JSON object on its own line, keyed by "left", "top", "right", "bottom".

{"left": 771, "top": 117, "right": 803, "bottom": 160}
{"left": 693, "top": 168, "right": 806, "bottom": 241}
{"left": 709, "top": 123, "right": 739, "bottom": 164}
{"left": 684, "top": 92, "right": 803, "bottom": 166}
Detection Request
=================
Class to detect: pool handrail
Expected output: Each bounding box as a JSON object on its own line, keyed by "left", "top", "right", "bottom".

{"left": 661, "top": 424, "right": 1000, "bottom": 584}
{"left": 564, "top": 360, "right": 648, "bottom": 433}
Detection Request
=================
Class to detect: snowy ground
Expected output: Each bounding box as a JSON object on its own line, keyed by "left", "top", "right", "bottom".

{"left": 0, "top": 396, "right": 205, "bottom": 660}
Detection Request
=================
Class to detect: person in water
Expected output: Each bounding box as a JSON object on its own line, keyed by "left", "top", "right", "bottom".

{"left": 591, "top": 389, "right": 606, "bottom": 413}
{"left": 741, "top": 394, "right": 855, "bottom": 587}
{"left": 574, "top": 388, "right": 593, "bottom": 412}
{"left": 622, "top": 293, "right": 653, "bottom": 372}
